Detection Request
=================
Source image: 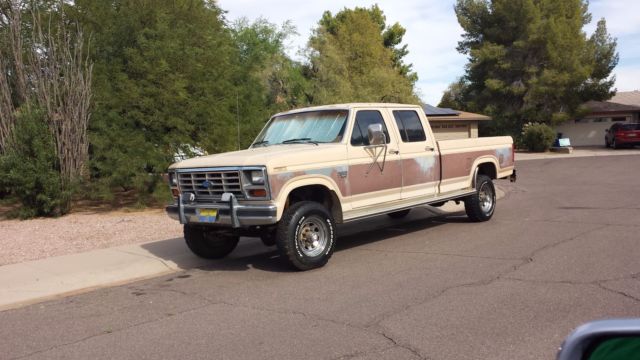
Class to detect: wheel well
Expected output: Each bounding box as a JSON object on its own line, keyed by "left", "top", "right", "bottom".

{"left": 477, "top": 162, "right": 497, "bottom": 180}
{"left": 286, "top": 185, "right": 343, "bottom": 222}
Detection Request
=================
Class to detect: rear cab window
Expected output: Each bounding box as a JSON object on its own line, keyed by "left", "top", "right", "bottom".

{"left": 392, "top": 110, "right": 427, "bottom": 142}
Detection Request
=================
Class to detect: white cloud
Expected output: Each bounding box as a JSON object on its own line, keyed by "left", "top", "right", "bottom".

{"left": 218, "top": 0, "right": 639, "bottom": 107}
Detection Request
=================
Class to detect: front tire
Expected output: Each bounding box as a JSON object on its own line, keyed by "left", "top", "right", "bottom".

{"left": 276, "top": 201, "right": 336, "bottom": 271}
{"left": 464, "top": 174, "right": 496, "bottom": 222}
{"left": 184, "top": 225, "right": 240, "bottom": 259}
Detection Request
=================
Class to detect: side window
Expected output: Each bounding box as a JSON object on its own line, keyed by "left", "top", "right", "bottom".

{"left": 350, "top": 110, "right": 390, "bottom": 146}
{"left": 393, "top": 110, "right": 427, "bottom": 142}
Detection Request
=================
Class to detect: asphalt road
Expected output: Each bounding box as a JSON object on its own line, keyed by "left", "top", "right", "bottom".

{"left": 2, "top": 155, "right": 640, "bottom": 360}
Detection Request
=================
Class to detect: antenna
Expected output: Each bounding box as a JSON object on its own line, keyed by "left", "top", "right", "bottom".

{"left": 236, "top": 92, "right": 240, "bottom": 150}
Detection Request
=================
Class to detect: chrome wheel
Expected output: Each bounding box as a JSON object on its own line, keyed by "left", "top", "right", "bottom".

{"left": 478, "top": 182, "right": 495, "bottom": 214}
{"left": 296, "top": 215, "right": 328, "bottom": 257}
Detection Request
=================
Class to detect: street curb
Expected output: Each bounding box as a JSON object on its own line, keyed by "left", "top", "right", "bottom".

{"left": 516, "top": 148, "right": 640, "bottom": 161}
{"left": 0, "top": 186, "right": 507, "bottom": 312}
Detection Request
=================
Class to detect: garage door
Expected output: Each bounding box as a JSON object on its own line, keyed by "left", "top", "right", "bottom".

{"left": 430, "top": 122, "right": 470, "bottom": 140}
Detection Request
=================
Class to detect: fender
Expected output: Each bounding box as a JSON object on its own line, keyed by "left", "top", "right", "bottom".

{"left": 469, "top": 156, "right": 499, "bottom": 189}
{"left": 274, "top": 175, "right": 346, "bottom": 221}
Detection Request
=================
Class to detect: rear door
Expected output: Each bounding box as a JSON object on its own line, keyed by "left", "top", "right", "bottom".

{"left": 390, "top": 109, "right": 439, "bottom": 200}
{"left": 346, "top": 108, "right": 402, "bottom": 208}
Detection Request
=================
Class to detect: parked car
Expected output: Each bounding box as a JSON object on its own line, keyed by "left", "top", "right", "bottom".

{"left": 605, "top": 123, "right": 640, "bottom": 149}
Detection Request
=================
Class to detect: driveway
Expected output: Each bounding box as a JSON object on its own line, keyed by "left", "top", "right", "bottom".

{"left": 1, "top": 155, "right": 639, "bottom": 360}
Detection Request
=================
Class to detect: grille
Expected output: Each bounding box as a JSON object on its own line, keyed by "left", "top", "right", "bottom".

{"left": 178, "top": 170, "right": 244, "bottom": 200}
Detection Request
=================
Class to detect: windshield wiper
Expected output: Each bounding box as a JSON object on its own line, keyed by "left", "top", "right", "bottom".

{"left": 252, "top": 140, "right": 270, "bottom": 147}
{"left": 281, "top": 138, "right": 319, "bottom": 145}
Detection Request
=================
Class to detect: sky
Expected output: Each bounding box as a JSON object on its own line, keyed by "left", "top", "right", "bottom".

{"left": 217, "top": 0, "right": 640, "bottom": 106}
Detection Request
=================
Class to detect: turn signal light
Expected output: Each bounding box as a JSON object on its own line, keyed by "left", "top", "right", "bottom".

{"left": 249, "top": 189, "right": 267, "bottom": 198}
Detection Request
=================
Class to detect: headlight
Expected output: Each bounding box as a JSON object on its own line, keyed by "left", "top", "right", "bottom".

{"left": 250, "top": 170, "right": 265, "bottom": 185}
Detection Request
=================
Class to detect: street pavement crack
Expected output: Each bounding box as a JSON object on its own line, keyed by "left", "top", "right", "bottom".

{"left": 365, "top": 224, "right": 610, "bottom": 329}
{"left": 379, "top": 330, "right": 429, "bottom": 360}
{"left": 596, "top": 283, "right": 640, "bottom": 303}
{"left": 8, "top": 302, "right": 215, "bottom": 360}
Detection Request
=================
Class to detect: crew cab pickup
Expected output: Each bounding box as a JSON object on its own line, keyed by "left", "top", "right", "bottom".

{"left": 166, "top": 103, "right": 516, "bottom": 270}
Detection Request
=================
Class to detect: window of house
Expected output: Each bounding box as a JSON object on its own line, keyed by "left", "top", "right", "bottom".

{"left": 350, "top": 110, "right": 390, "bottom": 146}
{"left": 392, "top": 110, "right": 427, "bottom": 142}
{"left": 612, "top": 117, "right": 627, "bottom": 122}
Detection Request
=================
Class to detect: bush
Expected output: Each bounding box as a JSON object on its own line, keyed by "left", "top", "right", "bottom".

{"left": 521, "top": 122, "right": 555, "bottom": 152}
{"left": 0, "top": 107, "right": 70, "bottom": 218}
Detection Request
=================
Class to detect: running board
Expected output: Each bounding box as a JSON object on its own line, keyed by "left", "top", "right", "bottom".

{"left": 342, "top": 190, "right": 476, "bottom": 223}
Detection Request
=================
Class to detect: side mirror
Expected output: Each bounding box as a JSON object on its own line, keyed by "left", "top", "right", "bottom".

{"left": 367, "top": 123, "right": 386, "bottom": 146}
{"left": 557, "top": 319, "right": 640, "bottom": 360}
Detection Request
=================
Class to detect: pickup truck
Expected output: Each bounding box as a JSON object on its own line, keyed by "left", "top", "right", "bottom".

{"left": 166, "top": 103, "right": 516, "bottom": 270}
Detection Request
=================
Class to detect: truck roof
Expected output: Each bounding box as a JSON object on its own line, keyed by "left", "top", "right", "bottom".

{"left": 273, "top": 103, "right": 422, "bottom": 117}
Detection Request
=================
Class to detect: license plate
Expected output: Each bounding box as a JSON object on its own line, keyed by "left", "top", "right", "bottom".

{"left": 195, "top": 209, "right": 218, "bottom": 223}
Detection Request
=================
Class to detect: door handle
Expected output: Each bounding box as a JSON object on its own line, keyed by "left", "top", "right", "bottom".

{"left": 426, "top": 146, "right": 435, "bottom": 151}
{"left": 389, "top": 149, "right": 400, "bottom": 155}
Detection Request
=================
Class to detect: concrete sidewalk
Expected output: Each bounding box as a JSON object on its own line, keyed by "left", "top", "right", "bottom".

{"left": 0, "top": 236, "right": 215, "bottom": 311}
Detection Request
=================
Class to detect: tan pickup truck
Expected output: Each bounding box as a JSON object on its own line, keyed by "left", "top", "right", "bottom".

{"left": 166, "top": 103, "right": 516, "bottom": 270}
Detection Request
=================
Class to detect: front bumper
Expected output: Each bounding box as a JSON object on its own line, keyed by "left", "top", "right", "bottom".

{"left": 166, "top": 193, "right": 277, "bottom": 228}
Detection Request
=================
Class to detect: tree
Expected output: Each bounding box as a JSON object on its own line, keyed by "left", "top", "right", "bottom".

{"left": 453, "top": 0, "right": 618, "bottom": 136}
{"left": 231, "top": 18, "right": 309, "bottom": 146}
{"left": 72, "top": 0, "right": 241, "bottom": 200}
{"left": 30, "top": 2, "right": 93, "bottom": 183}
{"left": 1, "top": 0, "right": 92, "bottom": 215}
{"left": 438, "top": 77, "right": 470, "bottom": 110}
{"left": 306, "top": 5, "right": 419, "bottom": 105}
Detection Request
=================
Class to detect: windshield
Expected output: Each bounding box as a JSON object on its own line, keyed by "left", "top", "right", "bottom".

{"left": 252, "top": 110, "right": 348, "bottom": 146}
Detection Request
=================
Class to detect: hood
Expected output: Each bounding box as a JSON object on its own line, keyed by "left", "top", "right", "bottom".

{"left": 168, "top": 144, "right": 347, "bottom": 171}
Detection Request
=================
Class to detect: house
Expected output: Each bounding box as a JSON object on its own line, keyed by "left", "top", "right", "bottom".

{"left": 555, "top": 91, "right": 640, "bottom": 146}
{"left": 423, "top": 104, "right": 491, "bottom": 140}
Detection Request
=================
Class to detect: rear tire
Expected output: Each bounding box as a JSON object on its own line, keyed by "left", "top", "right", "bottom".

{"left": 464, "top": 174, "right": 496, "bottom": 222}
{"left": 276, "top": 201, "right": 336, "bottom": 271}
{"left": 184, "top": 225, "right": 239, "bottom": 259}
{"left": 387, "top": 209, "right": 410, "bottom": 219}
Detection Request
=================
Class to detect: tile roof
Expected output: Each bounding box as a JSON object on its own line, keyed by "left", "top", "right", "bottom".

{"left": 584, "top": 100, "right": 640, "bottom": 113}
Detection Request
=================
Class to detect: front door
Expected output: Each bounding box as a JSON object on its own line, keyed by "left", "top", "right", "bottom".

{"left": 346, "top": 109, "right": 402, "bottom": 209}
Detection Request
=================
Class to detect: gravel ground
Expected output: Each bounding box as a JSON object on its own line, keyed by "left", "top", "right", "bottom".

{"left": 0, "top": 209, "right": 183, "bottom": 266}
